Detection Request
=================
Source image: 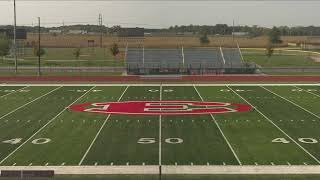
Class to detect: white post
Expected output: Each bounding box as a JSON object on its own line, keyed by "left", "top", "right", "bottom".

{"left": 124, "top": 42, "right": 128, "bottom": 67}
{"left": 220, "top": 47, "right": 226, "bottom": 65}
{"left": 142, "top": 46, "right": 145, "bottom": 66}
{"left": 13, "top": 0, "right": 17, "bottom": 73}
{"left": 181, "top": 46, "right": 185, "bottom": 67}
{"left": 237, "top": 42, "right": 244, "bottom": 62}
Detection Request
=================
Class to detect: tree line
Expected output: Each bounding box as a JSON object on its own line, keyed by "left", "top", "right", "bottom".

{"left": 1, "top": 24, "right": 320, "bottom": 36}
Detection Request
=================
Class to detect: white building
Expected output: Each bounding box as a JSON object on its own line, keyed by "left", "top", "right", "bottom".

{"left": 68, "top": 30, "right": 88, "bottom": 34}
{"left": 232, "top": 32, "right": 249, "bottom": 36}
{"left": 49, "top": 29, "right": 62, "bottom": 34}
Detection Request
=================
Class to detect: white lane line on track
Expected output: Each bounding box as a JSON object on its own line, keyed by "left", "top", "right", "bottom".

{"left": 227, "top": 85, "right": 320, "bottom": 164}
{"left": 0, "top": 86, "right": 96, "bottom": 165}
{"left": 261, "top": 86, "right": 320, "bottom": 120}
{"left": 0, "top": 86, "right": 29, "bottom": 98}
{"left": 0, "top": 86, "right": 62, "bottom": 121}
{"left": 78, "top": 86, "right": 129, "bottom": 165}
{"left": 193, "top": 85, "right": 242, "bottom": 166}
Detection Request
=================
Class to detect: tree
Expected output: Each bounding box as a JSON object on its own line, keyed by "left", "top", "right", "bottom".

{"left": 0, "top": 34, "right": 11, "bottom": 57}
{"left": 110, "top": 43, "right": 120, "bottom": 58}
{"left": 266, "top": 43, "right": 274, "bottom": 59}
{"left": 199, "top": 33, "right": 210, "bottom": 45}
{"left": 33, "top": 46, "right": 45, "bottom": 57}
{"left": 73, "top": 48, "right": 81, "bottom": 60}
{"left": 269, "top": 27, "right": 283, "bottom": 45}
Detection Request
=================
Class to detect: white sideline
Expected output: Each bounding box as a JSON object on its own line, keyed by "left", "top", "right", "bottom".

{"left": 0, "top": 86, "right": 96, "bottom": 164}
{"left": 1, "top": 165, "right": 320, "bottom": 175}
{"left": 193, "top": 85, "right": 242, "bottom": 165}
{"left": 162, "top": 165, "right": 320, "bottom": 174}
{"left": 0, "top": 86, "right": 62, "bottom": 121}
{"left": 78, "top": 86, "right": 129, "bottom": 165}
{"left": 0, "top": 86, "right": 29, "bottom": 98}
{"left": 0, "top": 83, "right": 319, "bottom": 87}
{"left": 227, "top": 86, "right": 320, "bottom": 164}
{"left": 261, "top": 86, "right": 320, "bottom": 119}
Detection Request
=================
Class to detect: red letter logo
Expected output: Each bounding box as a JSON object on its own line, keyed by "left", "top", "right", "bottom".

{"left": 70, "top": 101, "right": 252, "bottom": 115}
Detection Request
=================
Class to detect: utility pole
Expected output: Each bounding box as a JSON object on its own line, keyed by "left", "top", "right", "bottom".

{"left": 13, "top": 0, "right": 17, "bottom": 74}
{"left": 99, "top": 14, "right": 103, "bottom": 48}
{"left": 232, "top": 19, "right": 235, "bottom": 42}
{"left": 37, "top": 17, "right": 41, "bottom": 76}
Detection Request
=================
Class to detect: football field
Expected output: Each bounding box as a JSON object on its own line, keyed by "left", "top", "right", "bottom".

{"left": 0, "top": 84, "right": 320, "bottom": 168}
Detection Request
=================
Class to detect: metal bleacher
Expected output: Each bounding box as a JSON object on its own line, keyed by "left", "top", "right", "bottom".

{"left": 126, "top": 46, "right": 246, "bottom": 74}
{"left": 222, "top": 48, "right": 243, "bottom": 67}
{"left": 184, "top": 48, "right": 224, "bottom": 68}
{"left": 144, "top": 48, "right": 182, "bottom": 68}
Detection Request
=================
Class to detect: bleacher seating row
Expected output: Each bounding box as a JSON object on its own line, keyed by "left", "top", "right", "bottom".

{"left": 126, "top": 47, "right": 242, "bottom": 68}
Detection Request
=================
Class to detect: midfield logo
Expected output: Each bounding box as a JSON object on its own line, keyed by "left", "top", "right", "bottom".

{"left": 69, "top": 101, "right": 252, "bottom": 115}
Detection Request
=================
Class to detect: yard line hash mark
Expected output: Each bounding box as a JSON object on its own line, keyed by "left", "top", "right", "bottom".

{"left": 0, "top": 86, "right": 29, "bottom": 98}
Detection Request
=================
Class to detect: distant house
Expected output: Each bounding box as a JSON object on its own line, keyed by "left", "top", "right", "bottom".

{"left": 49, "top": 29, "right": 62, "bottom": 34}
{"left": 232, "top": 32, "right": 249, "bottom": 36}
{"left": 0, "top": 28, "right": 26, "bottom": 39}
{"left": 176, "top": 32, "right": 194, "bottom": 36}
{"left": 68, "top": 30, "right": 88, "bottom": 34}
{"left": 118, "top": 28, "right": 144, "bottom": 37}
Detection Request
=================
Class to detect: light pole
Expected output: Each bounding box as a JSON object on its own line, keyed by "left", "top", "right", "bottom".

{"left": 13, "top": 0, "right": 17, "bottom": 74}
{"left": 37, "top": 17, "right": 41, "bottom": 76}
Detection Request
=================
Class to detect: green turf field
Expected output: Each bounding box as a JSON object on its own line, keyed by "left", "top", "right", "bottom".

{"left": 242, "top": 49, "right": 320, "bottom": 67}
{"left": 1, "top": 48, "right": 125, "bottom": 67}
{"left": 0, "top": 84, "right": 319, "bottom": 167}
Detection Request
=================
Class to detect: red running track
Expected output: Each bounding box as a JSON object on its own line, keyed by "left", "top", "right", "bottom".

{"left": 0, "top": 75, "right": 319, "bottom": 82}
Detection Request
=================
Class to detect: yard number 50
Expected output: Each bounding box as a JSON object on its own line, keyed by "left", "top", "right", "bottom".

{"left": 138, "top": 138, "right": 183, "bottom": 144}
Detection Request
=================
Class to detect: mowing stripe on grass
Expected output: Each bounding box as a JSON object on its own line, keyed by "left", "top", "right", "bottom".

{"left": 78, "top": 86, "right": 129, "bottom": 165}
{"left": 0, "top": 86, "right": 29, "bottom": 98}
{"left": 0, "top": 86, "right": 62, "bottom": 121}
{"left": 261, "top": 86, "right": 320, "bottom": 120}
{"left": 227, "top": 85, "right": 320, "bottom": 164}
{"left": 193, "top": 85, "right": 242, "bottom": 165}
{"left": 0, "top": 86, "right": 96, "bottom": 165}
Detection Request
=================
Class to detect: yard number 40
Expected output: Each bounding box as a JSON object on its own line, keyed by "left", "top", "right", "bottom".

{"left": 272, "top": 138, "right": 319, "bottom": 144}
{"left": 2, "top": 138, "right": 51, "bottom": 145}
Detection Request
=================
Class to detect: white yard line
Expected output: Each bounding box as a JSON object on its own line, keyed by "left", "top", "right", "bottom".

{"left": 0, "top": 86, "right": 96, "bottom": 165}
{"left": 0, "top": 86, "right": 62, "bottom": 121}
{"left": 293, "top": 85, "right": 320, "bottom": 98}
{"left": 227, "top": 85, "right": 320, "bottom": 164}
{"left": 261, "top": 86, "right": 320, "bottom": 120}
{"left": 78, "top": 86, "right": 129, "bottom": 165}
{"left": 0, "top": 86, "right": 29, "bottom": 98}
{"left": 193, "top": 85, "right": 242, "bottom": 165}
{"left": 159, "top": 84, "right": 162, "bottom": 166}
